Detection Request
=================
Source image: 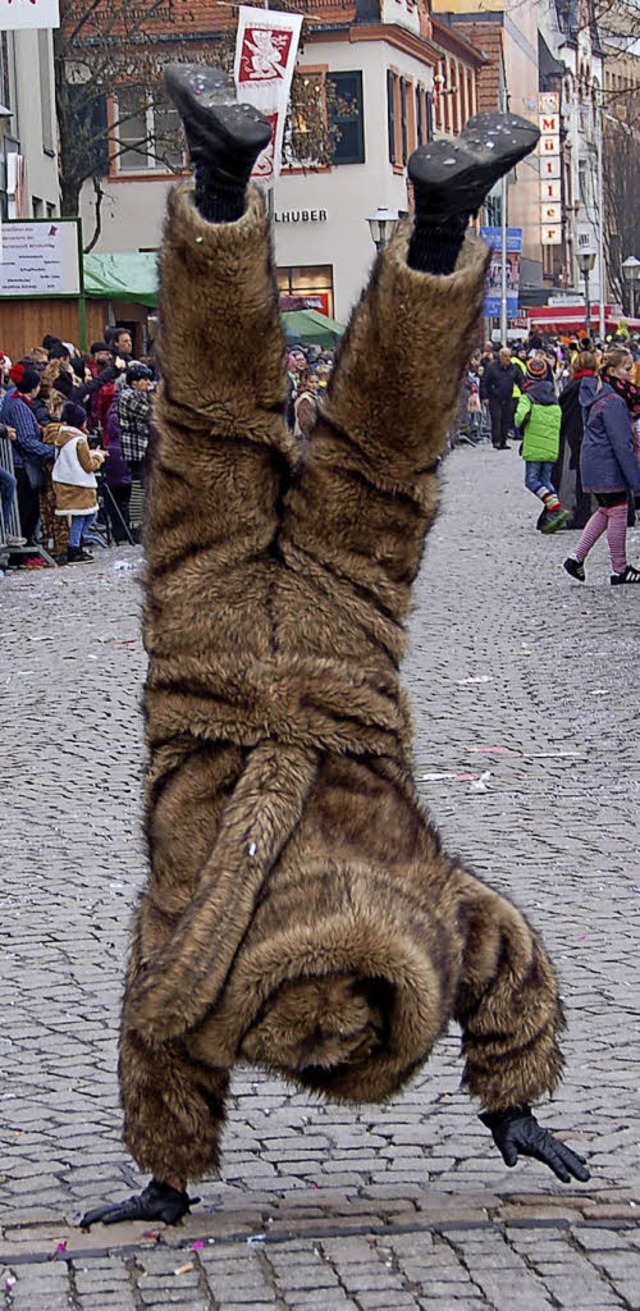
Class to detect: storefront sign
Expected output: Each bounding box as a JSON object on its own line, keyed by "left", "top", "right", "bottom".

{"left": 275, "top": 209, "right": 327, "bottom": 224}
{"left": 234, "top": 5, "right": 303, "bottom": 186}
{"left": 0, "top": 219, "right": 81, "bottom": 297}
{"left": 538, "top": 93, "right": 561, "bottom": 245}
{"left": 0, "top": 0, "right": 60, "bottom": 30}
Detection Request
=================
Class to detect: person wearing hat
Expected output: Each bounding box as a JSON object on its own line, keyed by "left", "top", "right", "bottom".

{"left": 0, "top": 364, "right": 55, "bottom": 544}
{"left": 514, "top": 355, "right": 568, "bottom": 532}
{"left": 51, "top": 401, "right": 108, "bottom": 563}
{"left": 118, "top": 362, "right": 154, "bottom": 482}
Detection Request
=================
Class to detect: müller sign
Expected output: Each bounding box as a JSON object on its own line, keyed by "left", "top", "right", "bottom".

{"left": 275, "top": 209, "right": 328, "bottom": 224}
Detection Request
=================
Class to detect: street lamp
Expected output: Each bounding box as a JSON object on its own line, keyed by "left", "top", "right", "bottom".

{"left": 621, "top": 255, "right": 640, "bottom": 319}
{"left": 577, "top": 247, "right": 597, "bottom": 338}
{"left": 366, "top": 207, "right": 401, "bottom": 252}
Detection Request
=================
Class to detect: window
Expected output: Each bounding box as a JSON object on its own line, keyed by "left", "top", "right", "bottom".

{"left": 32, "top": 197, "right": 43, "bottom": 218}
{"left": 578, "top": 159, "right": 587, "bottom": 206}
{"left": 277, "top": 264, "right": 334, "bottom": 318}
{"left": 113, "top": 88, "right": 184, "bottom": 174}
{"left": 400, "top": 78, "right": 408, "bottom": 164}
{"left": 327, "top": 71, "right": 364, "bottom": 166}
{"left": 387, "top": 70, "right": 396, "bottom": 165}
{"left": 38, "top": 30, "right": 55, "bottom": 154}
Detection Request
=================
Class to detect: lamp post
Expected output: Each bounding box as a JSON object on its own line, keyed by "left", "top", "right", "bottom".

{"left": 366, "top": 207, "right": 401, "bottom": 252}
{"left": 577, "top": 247, "right": 597, "bottom": 338}
{"left": 621, "top": 255, "right": 640, "bottom": 320}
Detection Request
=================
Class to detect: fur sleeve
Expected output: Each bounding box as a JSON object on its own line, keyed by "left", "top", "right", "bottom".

{"left": 451, "top": 869, "right": 565, "bottom": 1111}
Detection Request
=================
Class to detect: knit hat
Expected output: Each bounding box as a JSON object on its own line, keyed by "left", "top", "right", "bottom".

{"left": 90, "top": 340, "right": 110, "bottom": 354}
{"left": 62, "top": 401, "right": 87, "bottom": 429}
{"left": 126, "top": 361, "right": 153, "bottom": 385}
{"left": 9, "top": 363, "right": 40, "bottom": 393}
{"left": 526, "top": 356, "right": 547, "bottom": 380}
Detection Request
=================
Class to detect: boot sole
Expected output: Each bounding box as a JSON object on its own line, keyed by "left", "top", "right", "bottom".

{"left": 164, "top": 64, "right": 273, "bottom": 155}
{"left": 408, "top": 112, "right": 540, "bottom": 217}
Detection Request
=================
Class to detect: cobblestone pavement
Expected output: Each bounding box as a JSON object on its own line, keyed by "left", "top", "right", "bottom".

{"left": 1, "top": 444, "right": 639, "bottom": 1310}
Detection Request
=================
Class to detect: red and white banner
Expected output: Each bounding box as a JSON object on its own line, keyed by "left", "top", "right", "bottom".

{"left": 0, "top": 0, "right": 60, "bottom": 30}
{"left": 233, "top": 5, "right": 302, "bottom": 186}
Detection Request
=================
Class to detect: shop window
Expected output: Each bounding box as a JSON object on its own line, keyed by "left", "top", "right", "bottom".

{"left": 278, "top": 264, "right": 334, "bottom": 318}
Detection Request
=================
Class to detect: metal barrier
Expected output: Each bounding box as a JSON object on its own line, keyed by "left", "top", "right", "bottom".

{"left": 0, "top": 434, "right": 57, "bottom": 566}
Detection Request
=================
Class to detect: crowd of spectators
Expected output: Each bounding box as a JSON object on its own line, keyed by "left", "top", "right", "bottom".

{"left": 0, "top": 330, "right": 334, "bottom": 570}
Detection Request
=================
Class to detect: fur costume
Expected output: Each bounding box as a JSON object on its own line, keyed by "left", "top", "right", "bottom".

{"left": 119, "top": 185, "right": 565, "bottom": 1186}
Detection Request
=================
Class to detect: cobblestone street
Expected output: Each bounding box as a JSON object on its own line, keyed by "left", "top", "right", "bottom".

{"left": 1, "top": 443, "right": 639, "bottom": 1310}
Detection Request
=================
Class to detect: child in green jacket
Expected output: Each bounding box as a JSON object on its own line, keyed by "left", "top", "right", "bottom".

{"left": 515, "top": 356, "right": 569, "bottom": 533}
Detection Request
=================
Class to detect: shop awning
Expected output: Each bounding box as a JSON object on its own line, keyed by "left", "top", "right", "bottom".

{"left": 283, "top": 308, "right": 345, "bottom": 347}
{"left": 83, "top": 252, "right": 159, "bottom": 305}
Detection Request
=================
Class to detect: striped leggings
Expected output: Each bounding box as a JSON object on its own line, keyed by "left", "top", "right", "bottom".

{"left": 575, "top": 499, "right": 628, "bottom": 575}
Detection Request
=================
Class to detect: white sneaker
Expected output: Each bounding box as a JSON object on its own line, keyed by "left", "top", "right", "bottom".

{"left": 6, "top": 534, "right": 27, "bottom": 547}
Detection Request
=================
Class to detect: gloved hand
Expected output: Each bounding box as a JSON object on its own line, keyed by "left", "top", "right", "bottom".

{"left": 480, "top": 1107, "right": 590, "bottom": 1183}
{"left": 80, "top": 1177, "right": 196, "bottom": 1227}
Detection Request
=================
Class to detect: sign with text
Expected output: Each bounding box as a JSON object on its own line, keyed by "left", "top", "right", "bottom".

{"left": 538, "top": 93, "right": 562, "bottom": 245}
{"left": 0, "top": 0, "right": 60, "bottom": 30}
{"left": 234, "top": 6, "right": 302, "bottom": 186}
{"left": 480, "top": 226, "right": 522, "bottom": 319}
{"left": 0, "top": 219, "right": 81, "bottom": 297}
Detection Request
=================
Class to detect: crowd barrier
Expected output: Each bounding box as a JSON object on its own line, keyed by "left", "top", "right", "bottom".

{"left": 0, "top": 435, "right": 57, "bottom": 566}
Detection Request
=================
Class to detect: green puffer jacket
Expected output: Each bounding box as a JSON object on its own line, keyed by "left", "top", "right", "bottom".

{"left": 514, "top": 380, "right": 562, "bottom": 462}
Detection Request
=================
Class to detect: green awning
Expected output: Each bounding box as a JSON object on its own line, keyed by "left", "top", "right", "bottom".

{"left": 83, "top": 252, "right": 159, "bottom": 305}
{"left": 282, "top": 308, "right": 345, "bottom": 347}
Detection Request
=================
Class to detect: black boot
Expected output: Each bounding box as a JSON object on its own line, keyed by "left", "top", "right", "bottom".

{"left": 164, "top": 63, "right": 273, "bottom": 223}
{"left": 80, "top": 1177, "right": 195, "bottom": 1228}
{"left": 407, "top": 111, "right": 540, "bottom": 275}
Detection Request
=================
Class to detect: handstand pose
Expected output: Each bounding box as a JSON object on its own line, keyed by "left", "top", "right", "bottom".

{"left": 83, "top": 69, "right": 588, "bottom": 1227}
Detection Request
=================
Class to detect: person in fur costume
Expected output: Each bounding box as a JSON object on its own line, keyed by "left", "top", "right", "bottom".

{"left": 82, "top": 71, "right": 589, "bottom": 1228}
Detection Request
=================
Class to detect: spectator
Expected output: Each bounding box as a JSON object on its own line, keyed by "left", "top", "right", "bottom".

{"left": 119, "top": 362, "right": 154, "bottom": 481}
{"left": 100, "top": 383, "right": 133, "bottom": 543}
{"left": 293, "top": 371, "right": 320, "bottom": 440}
{"left": 51, "top": 401, "right": 108, "bottom": 564}
{"left": 0, "top": 364, "right": 54, "bottom": 544}
{"left": 109, "top": 327, "right": 134, "bottom": 364}
{"left": 564, "top": 349, "right": 640, "bottom": 584}
{"left": 553, "top": 351, "right": 598, "bottom": 530}
{"left": 480, "top": 346, "right": 520, "bottom": 449}
{"left": 514, "top": 356, "right": 568, "bottom": 533}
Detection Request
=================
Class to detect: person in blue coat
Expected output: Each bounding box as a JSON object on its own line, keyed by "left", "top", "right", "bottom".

{"left": 0, "top": 364, "right": 54, "bottom": 543}
{"left": 563, "top": 349, "right": 640, "bottom": 584}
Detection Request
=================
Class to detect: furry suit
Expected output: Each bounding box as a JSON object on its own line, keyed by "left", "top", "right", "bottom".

{"left": 119, "top": 185, "right": 565, "bottom": 1185}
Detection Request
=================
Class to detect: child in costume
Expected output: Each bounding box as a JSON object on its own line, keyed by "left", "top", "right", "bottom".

{"left": 82, "top": 71, "right": 589, "bottom": 1228}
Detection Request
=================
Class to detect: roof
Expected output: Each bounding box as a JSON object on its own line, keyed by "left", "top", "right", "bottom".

{"left": 83, "top": 252, "right": 159, "bottom": 305}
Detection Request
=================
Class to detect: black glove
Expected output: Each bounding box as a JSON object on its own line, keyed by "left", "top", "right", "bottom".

{"left": 480, "top": 1107, "right": 590, "bottom": 1183}
{"left": 80, "top": 1178, "right": 195, "bottom": 1227}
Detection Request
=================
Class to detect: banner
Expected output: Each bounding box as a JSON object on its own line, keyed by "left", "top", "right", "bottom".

{"left": 233, "top": 5, "right": 303, "bottom": 186}
{"left": 480, "top": 227, "right": 522, "bottom": 319}
{"left": 0, "top": 0, "right": 60, "bottom": 30}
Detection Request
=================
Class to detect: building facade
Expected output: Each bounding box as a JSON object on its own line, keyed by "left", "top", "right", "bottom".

{"left": 77, "top": 0, "right": 484, "bottom": 322}
{"left": 0, "top": 27, "right": 58, "bottom": 220}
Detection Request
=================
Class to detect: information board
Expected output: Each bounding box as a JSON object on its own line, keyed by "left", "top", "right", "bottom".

{"left": 0, "top": 219, "right": 81, "bottom": 298}
{"left": 0, "top": 0, "right": 60, "bottom": 31}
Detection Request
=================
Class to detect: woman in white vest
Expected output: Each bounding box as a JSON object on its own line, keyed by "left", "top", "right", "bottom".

{"left": 51, "top": 402, "right": 108, "bottom": 564}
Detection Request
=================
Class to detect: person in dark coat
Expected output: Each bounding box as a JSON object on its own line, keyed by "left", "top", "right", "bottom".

{"left": 553, "top": 352, "right": 597, "bottom": 530}
{"left": 564, "top": 349, "right": 640, "bottom": 584}
{"left": 480, "top": 347, "right": 519, "bottom": 448}
{"left": 102, "top": 390, "right": 133, "bottom": 543}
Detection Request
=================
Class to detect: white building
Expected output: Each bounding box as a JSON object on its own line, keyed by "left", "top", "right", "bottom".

{"left": 537, "top": 0, "right": 605, "bottom": 308}
{"left": 0, "top": 26, "right": 58, "bottom": 219}
{"left": 79, "top": 1, "right": 484, "bottom": 323}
